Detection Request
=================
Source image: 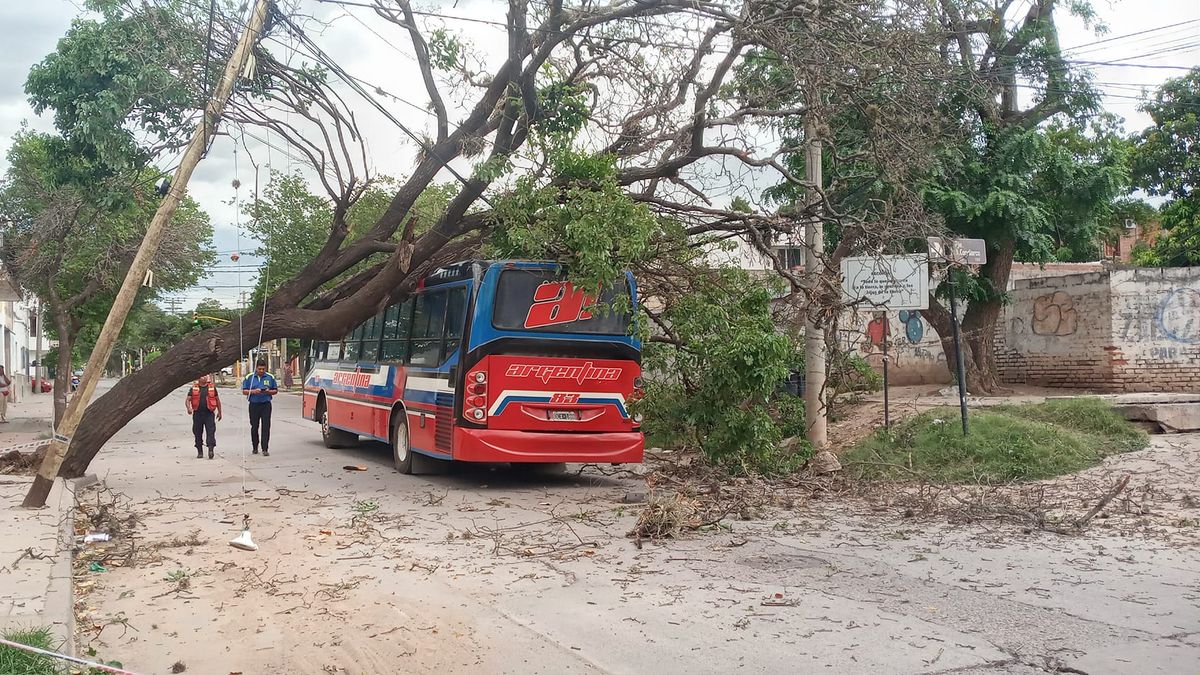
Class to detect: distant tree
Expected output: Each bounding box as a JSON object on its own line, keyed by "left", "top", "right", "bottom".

{"left": 0, "top": 131, "right": 213, "bottom": 422}
{"left": 1130, "top": 69, "right": 1200, "bottom": 267}
{"left": 243, "top": 172, "right": 456, "bottom": 302}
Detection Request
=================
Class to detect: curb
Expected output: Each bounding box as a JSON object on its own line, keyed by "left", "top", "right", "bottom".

{"left": 43, "top": 474, "right": 94, "bottom": 657}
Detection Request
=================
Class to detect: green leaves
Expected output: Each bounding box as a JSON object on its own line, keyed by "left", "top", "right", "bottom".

{"left": 0, "top": 131, "right": 214, "bottom": 357}
{"left": 427, "top": 29, "right": 462, "bottom": 71}
{"left": 926, "top": 122, "right": 1129, "bottom": 267}
{"left": 1132, "top": 69, "right": 1199, "bottom": 201}
{"left": 25, "top": 1, "right": 220, "bottom": 171}
{"left": 640, "top": 269, "right": 810, "bottom": 475}
{"left": 1127, "top": 70, "right": 1199, "bottom": 268}
{"left": 490, "top": 151, "right": 655, "bottom": 293}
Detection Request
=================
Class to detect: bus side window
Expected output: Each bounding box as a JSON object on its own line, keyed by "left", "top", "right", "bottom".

{"left": 361, "top": 313, "right": 383, "bottom": 362}
{"left": 327, "top": 340, "right": 344, "bottom": 361}
{"left": 344, "top": 322, "right": 365, "bottom": 362}
{"left": 442, "top": 287, "right": 467, "bottom": 362}
{"left": 381, "top": 298, "right": 413, "bottom": 362}
{"left": 410, "top": 290, "right": 447, "bottom": 366}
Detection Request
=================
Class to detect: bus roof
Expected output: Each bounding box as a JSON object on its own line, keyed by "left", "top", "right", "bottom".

{"left": 422, "top": 260, "right": 564, "bottom": 287}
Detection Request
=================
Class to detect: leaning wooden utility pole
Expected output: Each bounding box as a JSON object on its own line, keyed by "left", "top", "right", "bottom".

{"left": 23, "top": 0, "right": 272, "bottom": 508}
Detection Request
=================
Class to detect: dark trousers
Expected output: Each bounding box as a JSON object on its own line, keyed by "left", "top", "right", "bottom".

{"left": 249, "top": 402, "right": 272, "bottom": 451}
{"left": 192, "top": 410, "right": 216, "bottom": 450}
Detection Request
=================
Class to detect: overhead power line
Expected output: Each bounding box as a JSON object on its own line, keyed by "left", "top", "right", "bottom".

{"left": 1060, "top": 19, "right": 1200, "bottom": 54}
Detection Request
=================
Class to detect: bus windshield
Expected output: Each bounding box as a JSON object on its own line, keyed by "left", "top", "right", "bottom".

{"left": 491, "top": 268, "right": 632, "bottom": 335}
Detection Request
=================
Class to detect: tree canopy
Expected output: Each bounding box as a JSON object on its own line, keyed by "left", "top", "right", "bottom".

{"left": 0, "top": 130, "right": 213, "bottom": 420}
{"left": 1130, "top": 69, "right": 1200, "bottom": 268}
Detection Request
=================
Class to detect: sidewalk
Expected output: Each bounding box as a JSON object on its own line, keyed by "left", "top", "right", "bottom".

{"left": 0, "top": 391, "right": 75, "bottom": 652}
{"left": 0, "top": 389, "right": 55, "bottom": 451}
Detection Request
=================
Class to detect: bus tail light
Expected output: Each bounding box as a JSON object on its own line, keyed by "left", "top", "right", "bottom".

{"left": 631, "top": 376, "right": 645, "bottom": 425}
{"left": 630, "top": 376, "right": 645, "bottom": 402}
{"left": 466, "top": 368, "right": 488, "bottom": 422}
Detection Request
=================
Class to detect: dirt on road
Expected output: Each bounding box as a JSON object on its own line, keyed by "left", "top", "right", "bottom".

{"left": 61, "top": 388, "right": 1200, "bottom": 675}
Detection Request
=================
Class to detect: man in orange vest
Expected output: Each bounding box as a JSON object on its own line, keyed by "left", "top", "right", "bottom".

{"left": 185, "top": 374, "right": 223, "bottom": 459}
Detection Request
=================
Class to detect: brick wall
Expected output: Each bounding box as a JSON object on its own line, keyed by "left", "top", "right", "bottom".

{"left": 1105, "top": 268, "right": 1200, "bottom": 392}
{"left": 996, "top": 267, "right": 1200, "bottom": 393}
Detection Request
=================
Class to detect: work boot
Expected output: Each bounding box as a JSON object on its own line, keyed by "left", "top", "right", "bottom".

{"left": 196, "top": 449, "right": 203, "bottom": 459}
{"left": 252, "top": 447, "right": 259, "bottom": 455}
{"left": 208, "top": 448, "right": 215, "bottom": 460}
{"left": 262, "top": 449, "right": 270, "bottom": 457}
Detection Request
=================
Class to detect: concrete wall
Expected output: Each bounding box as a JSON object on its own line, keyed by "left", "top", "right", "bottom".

{"left": 1106, "top": 268, "right": 1200, "bottom": 392}
{"left": 839, "top": 262, "right": 1109, "bottom": 386}
{"left": 836, "top": 308, "right": 950, "bottom": 385}
{"left": 996, "top": 267, "right": 1200, "bottom": 393}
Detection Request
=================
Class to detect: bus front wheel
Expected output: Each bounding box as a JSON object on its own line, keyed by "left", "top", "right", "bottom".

{"left": 392, "top": 415, "right": 413, "bottom": 474}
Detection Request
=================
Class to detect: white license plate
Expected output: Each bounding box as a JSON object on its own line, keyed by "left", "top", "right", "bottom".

{"left": 549, "top": 410, "right": 579, "bottom": 421}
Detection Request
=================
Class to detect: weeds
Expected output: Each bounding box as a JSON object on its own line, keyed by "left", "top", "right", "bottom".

{"left": 163, "top": 569, "right": 193, "bottom": 592}
{"left": 0, "top": 627, "right": 57, "bottom": 675}
{"left": 844, "top": 399, "right": 1148, "bottom": 484}
{"left": 350, "top": 500, "right": 380, "bottom": 529}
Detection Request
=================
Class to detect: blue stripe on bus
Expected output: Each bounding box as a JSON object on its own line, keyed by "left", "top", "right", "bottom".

{"left": 404, "top": 389, "right": 455, "bottom": 406}
{"left": 490, "top": 393, "right": 628, "bottom": 418}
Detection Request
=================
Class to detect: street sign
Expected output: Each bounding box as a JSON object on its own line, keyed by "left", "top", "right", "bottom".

{"left": 927, "top": 237, "right": 987, "bottom": 265}
{"left": 840, "top": 254, "right": 929, "bottom": 310}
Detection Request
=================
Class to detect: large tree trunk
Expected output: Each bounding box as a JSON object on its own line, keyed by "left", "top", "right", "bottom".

{"left": 52, "top": 338, "right": 72, "bottom": 427}
{"left": 921, "top": 240, "right": 1015, "bottom": 395}
{"left": 55, "top": 260, "right": 445, "bottom": 478}
{"left": 58, "top": 297, "right": 352, "bottom": 477}
{"left": 58, "top": 326, "right": 238, "bottom": 477}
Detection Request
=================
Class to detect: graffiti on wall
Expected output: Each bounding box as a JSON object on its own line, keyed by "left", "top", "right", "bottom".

{"left": 860, "top": 312, "right": 927, "bottom": 355}
{"left": 843, "top": 311, "right": 946, "bottom": 372}
{"left": 863, "top": 314, "right": 888, "bottom": 352}
{"left": 1119, "top": 287, "right": 1200, "bottom": 345}
{"left": 1156, "top": 288, "right": 1200, "bottom": 344}
{"left": 1031, "top": 291, "right": 1079, "bottom": 336}
{"left": 897, "top": 310, "right": 924, "bottom": 344}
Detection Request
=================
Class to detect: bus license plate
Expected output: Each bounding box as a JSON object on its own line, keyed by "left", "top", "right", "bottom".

{"left": 550, "top": 410, "right": 579, "bottom": 421}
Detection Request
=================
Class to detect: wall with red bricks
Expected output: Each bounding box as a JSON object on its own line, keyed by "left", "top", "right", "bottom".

{"left": 996, "top": 267, "right": 1200, "bottom": 393}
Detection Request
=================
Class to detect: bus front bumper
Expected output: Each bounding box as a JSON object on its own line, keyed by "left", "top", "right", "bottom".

{"left": 454, "top": 428, "right": 644, "bottom": 464}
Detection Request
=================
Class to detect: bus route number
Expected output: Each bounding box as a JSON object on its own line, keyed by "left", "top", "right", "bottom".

{"left": 524, "top": 282, "right": 594, "bottom": 329}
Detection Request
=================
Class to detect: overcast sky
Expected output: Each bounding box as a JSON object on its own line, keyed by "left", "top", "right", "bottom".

{"left": 0, "top": 1, "right": 1196, "bottom": 310}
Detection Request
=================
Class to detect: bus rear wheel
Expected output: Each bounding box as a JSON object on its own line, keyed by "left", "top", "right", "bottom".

{"left": 320, "top": 404, "right": 358, "bottom": 449}
{"left": 392, "top": 415, "right": 413, "bottom": 474}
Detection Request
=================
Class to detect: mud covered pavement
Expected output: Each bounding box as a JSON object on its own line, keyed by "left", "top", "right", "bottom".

{"left": 68, "top": 384, "right": 1200, "bottom": 674}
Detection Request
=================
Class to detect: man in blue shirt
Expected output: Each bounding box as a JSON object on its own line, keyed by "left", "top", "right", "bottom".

{"left": 242, "top": 359, "right": 278, "bottom": 456}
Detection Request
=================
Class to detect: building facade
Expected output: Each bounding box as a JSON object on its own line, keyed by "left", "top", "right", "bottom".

{"left": 0, "top": 271, "right": 47, "bottom": 399}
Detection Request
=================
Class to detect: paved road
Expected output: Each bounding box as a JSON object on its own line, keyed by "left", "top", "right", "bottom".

{"left": 67, "top": 381, "right": 1200, "bottom": 674}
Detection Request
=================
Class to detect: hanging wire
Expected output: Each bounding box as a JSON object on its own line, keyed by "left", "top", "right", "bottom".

{"left": 233, "top": 144, "right": 247, "bottom": 495}
{"left": 257, "top": 124, "right": 271, "bottom": 353}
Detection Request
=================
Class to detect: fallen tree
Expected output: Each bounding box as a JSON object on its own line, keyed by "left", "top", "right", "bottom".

{"left": 34, "top": 0, "right": 988, "bottom": 478}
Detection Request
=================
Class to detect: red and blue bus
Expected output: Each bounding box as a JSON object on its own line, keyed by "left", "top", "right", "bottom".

{"left": 301, "top": 260, "right": 644, "bottom": 472}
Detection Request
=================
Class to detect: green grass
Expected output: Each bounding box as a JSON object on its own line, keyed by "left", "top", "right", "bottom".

{"left": 0, "top": 627, "right": 59, "bottom": 675}
{"left": 844, "top": 398, "right": 1148, "bottom": 484}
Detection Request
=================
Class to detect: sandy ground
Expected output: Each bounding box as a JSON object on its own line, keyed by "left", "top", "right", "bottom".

{"left": 61, "top": 383, "right": 1200, "bottom": 675}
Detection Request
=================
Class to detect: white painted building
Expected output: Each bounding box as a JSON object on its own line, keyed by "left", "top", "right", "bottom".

{"left": 0, "top": 270, "right": 48, "bottom": 399}
{"left": 706, "top": 230, "right": 807, "bottom": 272}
